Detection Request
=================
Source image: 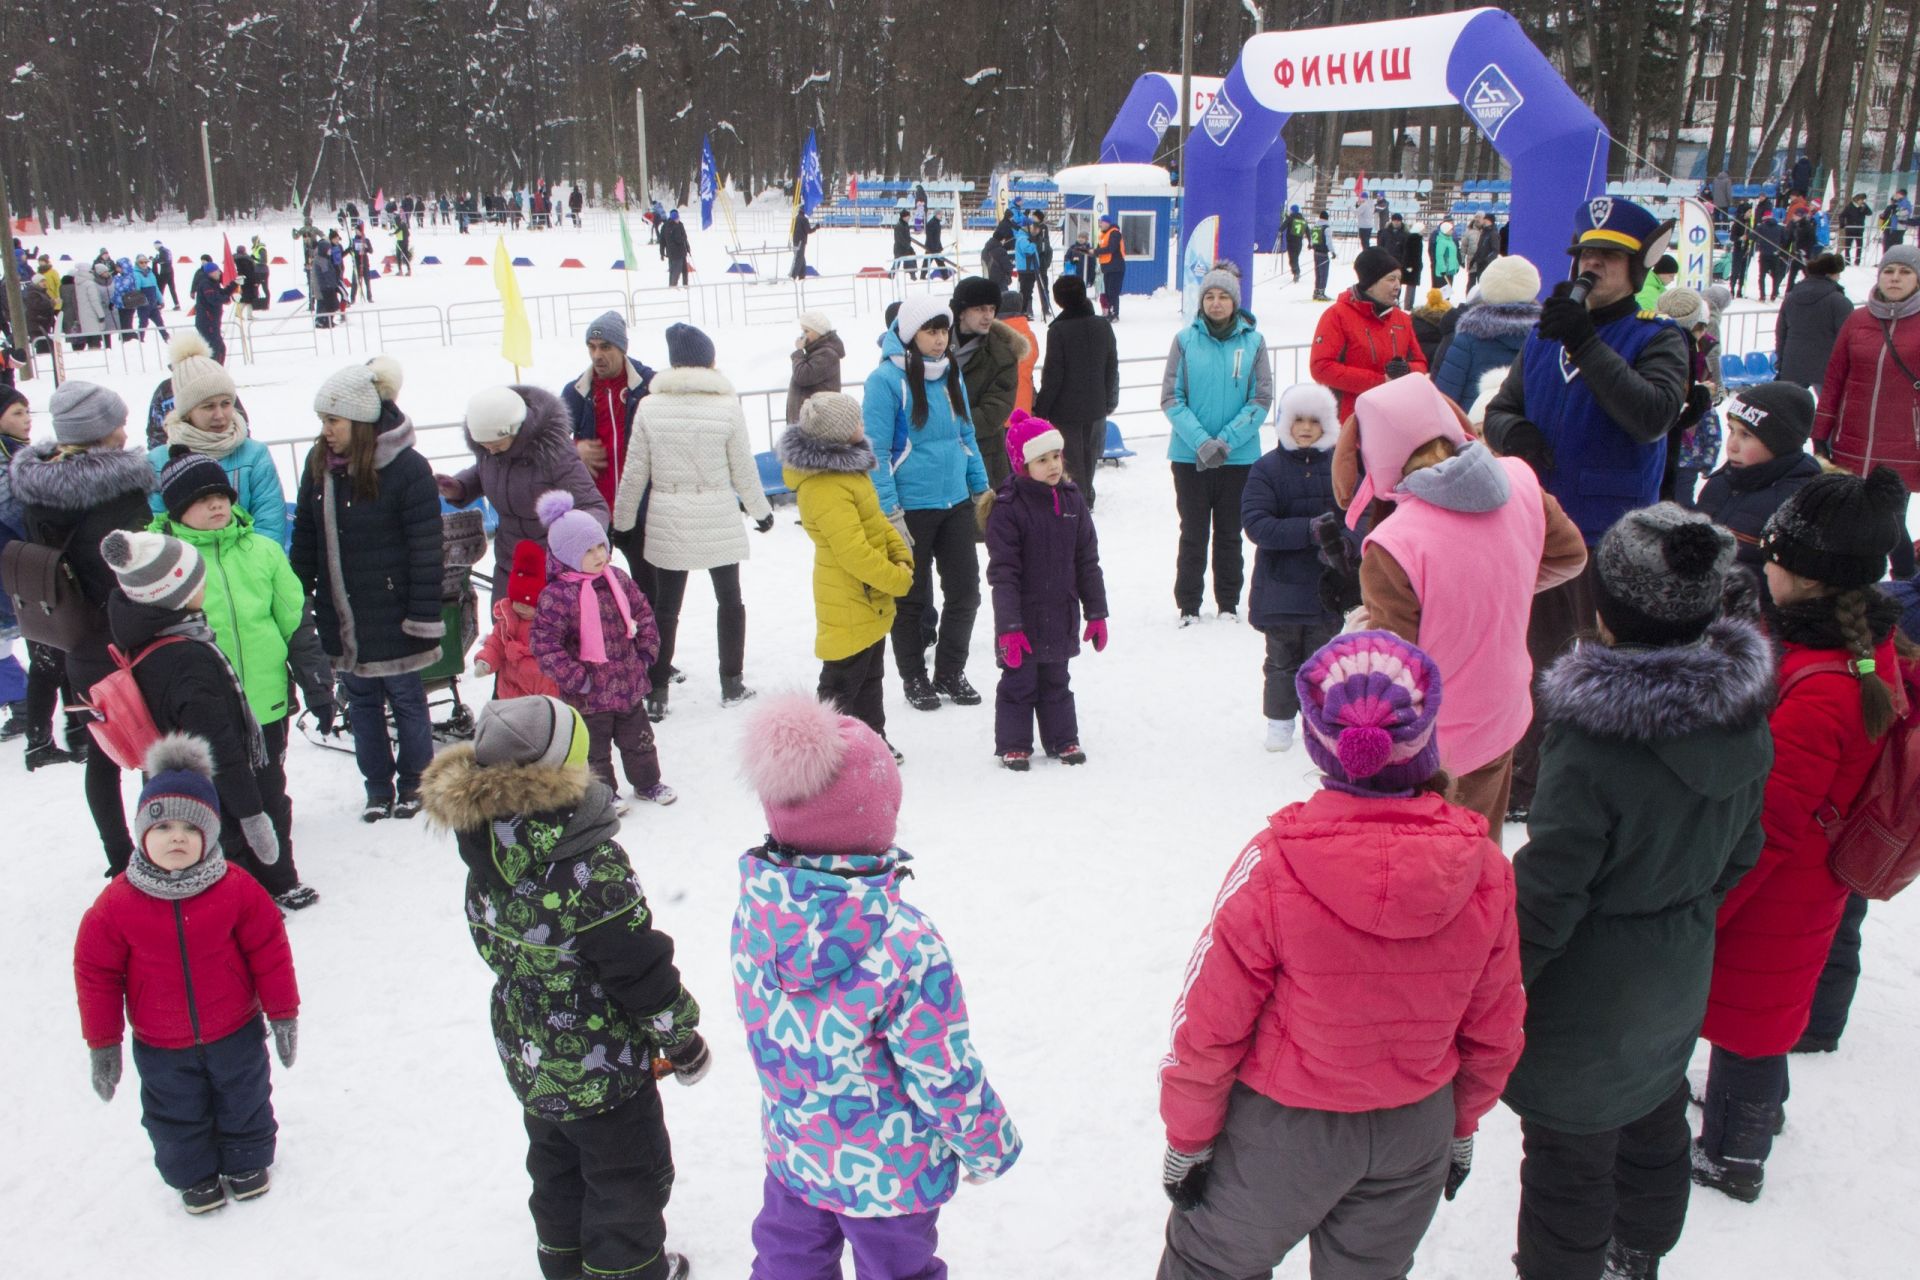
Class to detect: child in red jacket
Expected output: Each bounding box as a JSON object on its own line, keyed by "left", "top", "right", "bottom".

{"left": 473, "top": 538, "right": 561, "bottom": 699}
{"left": 1157, "top": 630, "right": 1524, "bottom": 1280}
{"left": 73, "top": 735, "right": 300, "bottom": 1215}
{"left": 1696, "top": 466, "right": 1908, "bottom": 1203}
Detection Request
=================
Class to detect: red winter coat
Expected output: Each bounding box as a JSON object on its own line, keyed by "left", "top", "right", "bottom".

{"left": 74, "top": 869, "right": 299, "bottom": 1050}
{"left": 475, "top": 600, "right": 562, "bottom": 700}
{"left": 1159, "top": 789, "right": 1524, "bottom": 1151}
{"left": 1309, "top": 290, "right": 1431, "bottom": 424}
{"left": 1704, "top": 632, "right": 1898, "bottom": 1057}
{"left": 1812, "top": 306, "right": 1920, "bottom": 491}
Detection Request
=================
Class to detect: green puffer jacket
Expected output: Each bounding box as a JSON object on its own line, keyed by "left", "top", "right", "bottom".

{"left": 150, "top": 508, "right": 305, "bottom": 725}
{"left": 421, "top": 744, "right": 700, "bottom": 1122}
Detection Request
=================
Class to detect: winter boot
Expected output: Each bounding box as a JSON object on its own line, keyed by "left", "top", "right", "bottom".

{"left": 1055, "top": 743, "right": 1087, "bottom": 765}
{"left": 1178, "top": 612, "right": 1201, "bottom": 628}
{"left": 1790, "top": 1031, "right": 1839, "bottom": 1054}
{"left": 720, "top": 675, "right": 756, "bottom": 707}
{"left": 391, "top": 790, "right": 423, "bottom": 819}
{"left": 180, "top": 1176, "right": 228, "bottom": 1215}
{"left": 1265, "top": 719, "right": 1295, "bottom": 752}
{"left": 645, "top": 689, "right": 670, "bottom": 722}
{"left": 274, "top": 885, "right": 321, "bottom": 912}
{"left": 664, "top": 1254, "right": 691, "bottom": 1280}
{"left": 1000, "top": 750, "right": 1031, "bottom": 772}
{"left": 884, "top": 739, "right": 905, "bottom": 764}
{"left": 902, "top": 674, "right": 942, "bottom": 712}
{"left": 637, "top": 783, "right": 678, "bottom": 806}
{"left": 1689, "top": 1139, "right": 1764, "bottom": 1203}
{"left": 225, "top": 1167, "right": 271, "bottom": 1201}
{"left": 0, "top": 702, "right": 25, "bottom": 741}
{"left": 1601, "top": 1239, "right": 1661, "bottom": 1279}
{"left": 360, "top": 798, "right": 392, "bottom": 823}
{"left": 932, "top": 672, "right": 982, "bottom": 705}
{"left": 23, "top": 740, "right": 78, "bottom": 770}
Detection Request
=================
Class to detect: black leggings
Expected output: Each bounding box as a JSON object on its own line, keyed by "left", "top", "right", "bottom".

{"left": 648, "top": 563, "right": 745, "bottom": 685}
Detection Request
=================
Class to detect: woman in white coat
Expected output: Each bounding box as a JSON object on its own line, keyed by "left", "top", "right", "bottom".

{"left": 612, "top": 322, "right": 774, "bottom": 719}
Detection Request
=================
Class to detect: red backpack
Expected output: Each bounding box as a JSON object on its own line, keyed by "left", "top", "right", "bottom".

{"left": 82, "top": 638, "right": 187, "bottom": 771}
{"left": 1780, "top": 650, "right": 1920, "bottom": 900}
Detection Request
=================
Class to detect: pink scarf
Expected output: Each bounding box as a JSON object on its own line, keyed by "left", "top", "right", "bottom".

{"left": 559, "top": 568, "right": 634, "bottom": 664}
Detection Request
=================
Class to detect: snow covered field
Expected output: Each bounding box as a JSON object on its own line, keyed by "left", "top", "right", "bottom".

{"left": 4, "top": 211, "right": 1918, "bottom": 1277}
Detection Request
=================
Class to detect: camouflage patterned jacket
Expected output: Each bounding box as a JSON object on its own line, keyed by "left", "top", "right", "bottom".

{"left": 421, "top": 744, "right": 700, "bottom": 1121}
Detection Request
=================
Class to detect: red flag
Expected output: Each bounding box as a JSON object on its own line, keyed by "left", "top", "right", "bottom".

{"left": 848, "top": 175, "right": 859, "bottom": 200}
{"left": 1353, "top": 170, "right": 1366, "bottom": 196}
{"left": 221, "top": 234, "right": 237, "bottom": 285}
{"left": 374, "top": 187, "right": 385, "bottom": 213}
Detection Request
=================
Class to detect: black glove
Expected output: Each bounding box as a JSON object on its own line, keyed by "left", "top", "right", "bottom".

{"left": 1162, "top": 1143, "right": 1214, "bottom": 1211}
{"left": 1812, "top": 437, "right": 1833, "bottom": 461}
{"left": 1536, "top": 293, "right": 1597, "bottom": 351}
{"left": 664, "top": 1032, "right": 711, "bottom": 1086}
{"left": 1311, "top": 511, "right": 1363, "bottom": 615}
{"left": 1444, "top": 1135, "right": 1474, "bottom": 1201}
{"left": 1384, "top": 357, "right": 1412, "bottom": 380}
{"left": 754, "top": 513, "right": 775, "bottom": 534}
{"left": 90, "top": 1044, "right": 123, "bottom": 1101}
{"left": 1496, "top": 419, "right": 1557, "bottom": 477}
{"left": 313, "top": 702, "right": 337, "bottom": 736}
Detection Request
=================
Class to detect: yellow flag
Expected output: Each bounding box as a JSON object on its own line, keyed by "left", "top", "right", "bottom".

{"left": 492, "top": 237, "right": 534, "bottom": 370}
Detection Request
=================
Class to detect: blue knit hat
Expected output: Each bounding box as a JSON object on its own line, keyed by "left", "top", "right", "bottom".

{"left": 135, "top": 735, "right": 223, "bottom": 856}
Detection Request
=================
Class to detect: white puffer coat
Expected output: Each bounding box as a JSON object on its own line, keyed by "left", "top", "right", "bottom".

{"left": 612, "top": 365, "right": 773, "bottom": 571}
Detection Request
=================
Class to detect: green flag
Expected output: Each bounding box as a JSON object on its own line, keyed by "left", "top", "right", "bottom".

{"left": 619, "top": 212, "right": 637, "bottom": 270}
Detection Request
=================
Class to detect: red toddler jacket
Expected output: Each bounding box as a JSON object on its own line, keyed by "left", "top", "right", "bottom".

{"left": 74, "top": 868, "right": 300, "bottom": 1050}
{"left": 475, "top": 600, "right": 562, "bottom": 700}
{"left": 1160, "top": 789, "right": 1524, "bottom": 1150}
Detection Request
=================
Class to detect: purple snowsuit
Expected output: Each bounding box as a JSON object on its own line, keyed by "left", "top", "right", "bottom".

{"left": 529, "top": 567, "right": 662, "bottom": 792}
{"left": 983, "top": 473, "right": 1107, "bottom": 755}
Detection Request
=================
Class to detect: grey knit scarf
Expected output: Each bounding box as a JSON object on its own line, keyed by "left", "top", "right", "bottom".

{"left": 126, "top": 846, "right": 230, "bottom": 901}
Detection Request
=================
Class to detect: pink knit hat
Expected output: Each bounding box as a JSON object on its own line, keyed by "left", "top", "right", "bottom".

{"left": 1344, "top": 373, "right": 1470, "bottom": 529}
{"left": 1005, "top": 408, "right": 1064, "bottom": 473}
{"left": 740, "top": 694, "right": 902, "bottom": 857}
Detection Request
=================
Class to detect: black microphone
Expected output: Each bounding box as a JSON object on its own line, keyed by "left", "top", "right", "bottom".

{"left": 1566, "top": 271, "right": 1599, "bottom": 305}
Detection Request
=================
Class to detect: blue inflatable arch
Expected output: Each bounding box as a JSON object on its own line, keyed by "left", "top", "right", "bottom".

{"left": 1122, "top": 8, "right": 1606, "bottom": 302}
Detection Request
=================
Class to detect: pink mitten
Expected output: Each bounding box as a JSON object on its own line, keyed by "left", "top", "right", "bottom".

{"left": 997, "top": 631, "right": 1032, "bottom": 669}
{"left": 1084, "top": 618, "right": 1108, "bottom": 652}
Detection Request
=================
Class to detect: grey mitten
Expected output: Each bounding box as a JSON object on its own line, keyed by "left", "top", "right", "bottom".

{"left": 1444, "top": 1135, "right": 1474, "bottom": 1201}
{"left": 271, "top": 1018, "right": 298, "bottom": 1068}
{"left": 90, "top": 1044, "right": 122, "bottom": 1101}
{"left": 1194, "top": 438, "right": 1230, "bottom": 471}
{"left": 886, "top": 509, "right": 914, "bottom": 548}
{"left": 240, "top": 813, "right": 280, "bottom": 866}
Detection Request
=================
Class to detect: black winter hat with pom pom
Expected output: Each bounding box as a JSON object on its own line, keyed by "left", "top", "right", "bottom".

{"left": 1595, "top": 502, "right": 1737, "bottom": 646}
{"left": 1760, "top": 465, "right": 1909, "bottom": 590}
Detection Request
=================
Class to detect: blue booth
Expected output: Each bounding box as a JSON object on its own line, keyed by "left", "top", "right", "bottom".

{"left": 1054, "top": 163, "right": 1176, "bottom": 297}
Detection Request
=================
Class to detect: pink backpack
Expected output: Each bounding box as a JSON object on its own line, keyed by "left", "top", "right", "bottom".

{"left": 83, "top": 638, "right": 187, "bottom": 771}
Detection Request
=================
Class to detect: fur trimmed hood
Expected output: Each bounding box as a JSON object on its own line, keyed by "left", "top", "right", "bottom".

{"left": 777, "top": 426, "right": 877, "bottom": 475}
{"left": 1276, "top": 383, "right": 1340, "bottom": 452}
{"left": 645, "top": 364, "right": 737, "bottom": 397}
{"left": 9, "top": 442, "right": 155, "bottom": 512}
{"left": 1454, "top": 300, "right": 1542, "bottom": 343}
{"left": 420, "top": 741, "right": 608, "bottom": 843}
{"left": 989, "top": 318, "right": 1032, "bottom": 364}
{"left": 1538, "top": 617, "right": 1776, "bottom": 741}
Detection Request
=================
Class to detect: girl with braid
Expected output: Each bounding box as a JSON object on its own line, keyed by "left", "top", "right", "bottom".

{"left": 1693, "top": 465, "right": 1909, "bottom": 1204}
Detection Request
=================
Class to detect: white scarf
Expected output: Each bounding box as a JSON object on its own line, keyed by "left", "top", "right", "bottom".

{"left": 167, "top": 409, "right": 251, "bottom": 459}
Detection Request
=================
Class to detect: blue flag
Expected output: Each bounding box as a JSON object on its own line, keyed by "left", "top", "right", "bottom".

{"left": 700, "top": 135, "right": 717, "bottom": 231}
{"left": 799, "top": 129, "right": 824, "bottom": 217}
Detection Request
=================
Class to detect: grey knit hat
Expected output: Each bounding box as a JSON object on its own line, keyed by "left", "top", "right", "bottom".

{"left": 1655, "top": 286, "right": 1709, "bottom": 333}
{"left": 796, "top": 391, "right": 865, "bottom": 444}
{"left": 99, "top": 528, "right": 206, "bottom": 610}
{"left": 664, "top": 322, "right": 715, "bottom": 368}
{"left": 313, "top": 356, "right": 403, "bottom": 425}
{"left": 48, "top": 380, "right": 129, "bottom": 445}
{"left": 1880, "top": 245, "right": 1920, "bottom": 275}
{"left": 473, "top": 695, "right": 588, "bottom": 769}
{"left": 1198, "top": 260, "right": 1242, "bottom": 308}
{"left": 585, "top": 309, "right": 629, "bottom": 352}
{"left": 1594, "top": 503, "right": 1735, "bottom": 645}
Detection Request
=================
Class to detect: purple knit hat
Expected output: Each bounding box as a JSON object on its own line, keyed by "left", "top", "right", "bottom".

{"left": 1295, "top": 631, "right": 1444, "bottom": 791}
{"left": 536, "top": 490, "right": 608, "bottom": 571}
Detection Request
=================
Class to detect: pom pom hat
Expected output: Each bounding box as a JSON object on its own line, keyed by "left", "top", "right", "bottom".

{"left": 1296, "top": 632, "right": 1444, "bottom": 792}
{"left": 507, "top": 539, "right": 549, "bottom": 607}
{"left": 1594, "top": 503, "right": 1736, "bottom": 646}
{"left": 135, "top": 734, "right": 223, "bottom": 856}
{"left": 537, "top": 490, "right": 609, "bottom": 572}
{"left": 1004, "top": 409, "right": 1064, "bottom": 472}
{"left": 1760, "top": 466, "right": 1909, "bottom": 590}
{"left": 741, "top": 693, "right": 902, "bottom": 857}
{"left": 100, "top": 528, "right": 205, "bottom": 610}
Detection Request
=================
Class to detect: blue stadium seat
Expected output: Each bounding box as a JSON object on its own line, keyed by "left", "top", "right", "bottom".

{"left": 1102, "top": 420, "right": 1136, "bottom": 465}
{"left": 1744, "top": 351, "right": 1770, "bottom": 381}
{"left": 756, "top": 451, "right": 792, "bottom": 500}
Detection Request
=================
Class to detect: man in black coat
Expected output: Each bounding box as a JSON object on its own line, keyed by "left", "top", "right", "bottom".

{"left": 1837, "top": 194, "right": 1871, "bottom": 265}
{"left": 1379, "top": 213, "right": 1408, "bottom": 266}
{"left": 923, "top": 212, "right": 946, "bottom": 278}
{"left": 1470, "top": 215, "right": 1501, "bottom": 284}
{"left": 1033, "top": 276, "right": 1119, "bottom": 509}
{"left": 1752, "top": 213, "right": 1789, "bottom": 302}
{"left": 657, "top": 211, "right": 691, "bottom": 287}
{"left": 891, "top": 210, "right": 921, "bottom": 276}
{"left": 789, "top": 210, "right": 812, "bottom": 280}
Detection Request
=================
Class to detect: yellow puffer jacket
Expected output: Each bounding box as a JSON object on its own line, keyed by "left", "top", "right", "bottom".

{"left": 780, "top": 427, "right": 914, "bottom": 661}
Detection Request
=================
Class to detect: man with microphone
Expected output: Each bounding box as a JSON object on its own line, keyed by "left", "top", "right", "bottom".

{"left": 1482, "top": 197, "right": 1690, "bottom": 824}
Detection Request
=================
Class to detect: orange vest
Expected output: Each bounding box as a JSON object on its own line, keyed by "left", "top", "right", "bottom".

{"left": 1097, "top": 226, "right": 1124, "bottom": 265}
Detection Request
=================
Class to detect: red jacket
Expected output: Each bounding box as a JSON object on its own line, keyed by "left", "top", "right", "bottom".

{"left": 1704, "top": 632, "right": 1898, "bottom": 1056}
{"left": 475, "top": 600, "right": 562, "bottom": 700}
{"left": 74, "top": 869, "right": 299, "bottom": 1050}
{"left": 1813, "top": 307, "right": 1920, "bottom": 491}
{"left": 1309, "top": 291, "right": 1430, "bottom": 424}
{"left": 1160, "top": 789, "right": 1524, "bottom": 1151}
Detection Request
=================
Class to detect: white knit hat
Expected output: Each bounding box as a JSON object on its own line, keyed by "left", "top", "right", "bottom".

{"left": 99, "top": 529, "right": 205, "bottom": 609}
{"left": 796, "top": 392, "right": 865, "bottom": 443}
{"left": 466, "top": 386, "right": 528, "bottom": 444}
{"left": 797, "top": 310, "right": 836, "bottom": 337}
{"left": 313, "top": 356, "right": 404, "bottom": 424}
{"left": 1476, "top": 255, "right": 1541, "bottom": 305}
{"left": 893, "top": 295, "right": 950, "bottom": 343}
{"left": 167, "top": 332, "right": 237, "bottom": 418}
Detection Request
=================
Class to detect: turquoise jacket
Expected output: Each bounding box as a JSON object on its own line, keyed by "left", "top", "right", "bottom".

{"left": 1160, "top": 310, "right": 1274, "bottom": 466}
{"left": 862, "top": 331, "right": 989, "bottom": 515}
{"left": 148, "top": 430, "right": 290, "bottom": 549}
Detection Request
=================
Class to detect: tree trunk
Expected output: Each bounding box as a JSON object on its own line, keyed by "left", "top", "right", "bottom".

{"left": 1841, "top": 0, "right": 1890, "bottom": 200}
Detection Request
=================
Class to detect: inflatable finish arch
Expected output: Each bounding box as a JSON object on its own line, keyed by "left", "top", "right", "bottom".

{"left": 1149, "top": 8, "right": 1606, "bottom": 301}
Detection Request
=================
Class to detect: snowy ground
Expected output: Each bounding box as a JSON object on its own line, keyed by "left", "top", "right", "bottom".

{"left": 4, "top": 212, "right": 1919, "bottom": 1276}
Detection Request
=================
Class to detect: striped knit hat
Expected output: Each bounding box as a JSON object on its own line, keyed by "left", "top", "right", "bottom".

{"left": 1296, "top": 631, "right": 1444, "bottom": 791}
{"left": 99, "top": 528, "right": 205, "bottom": 610}
{"left": 134, "top": 735, "right": 223, "bottom": 859}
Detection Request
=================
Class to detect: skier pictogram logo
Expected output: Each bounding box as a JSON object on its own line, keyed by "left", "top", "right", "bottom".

{"left": 1202, "top": 88, "right": 1242, "bottom": 146}
{"left": 1466, "top": 65, "right": 1525, "bottom": 141}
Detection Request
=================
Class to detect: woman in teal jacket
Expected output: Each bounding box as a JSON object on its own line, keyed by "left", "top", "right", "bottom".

{"left": 1160, "top": 262, "right": 1273, "bottom": 623}
{"left": 145, "top": 333, "right": 290, "bottom": 548}
{"left": 1433, "top": 224, "right": 1462, "bottom": 288}
{"left": 862, "top": 296, "right": 990, "bottom": 711}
